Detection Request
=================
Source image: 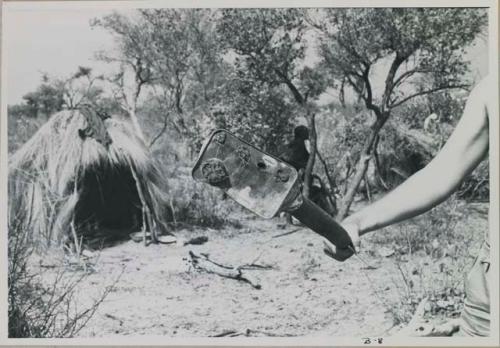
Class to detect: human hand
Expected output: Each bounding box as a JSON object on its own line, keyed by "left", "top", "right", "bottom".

{"left": 323, "top": 220, "right": 361, "bottom": 261}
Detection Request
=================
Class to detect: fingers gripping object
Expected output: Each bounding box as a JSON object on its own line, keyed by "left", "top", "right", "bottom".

{"left": 192, "top": 130, "right": 353, "bottom": 249}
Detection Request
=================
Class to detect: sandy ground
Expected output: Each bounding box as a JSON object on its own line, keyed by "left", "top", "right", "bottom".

{"left": 34, "top": 202, "right": 487, "bottom": 338}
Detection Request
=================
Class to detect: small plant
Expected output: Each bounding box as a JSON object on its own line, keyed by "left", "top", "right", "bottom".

{"left": 367, "top": 195, "right": 464, "bottom": 257}
{"left": 364, "top": 195, "right": 485, "bottom": 330}
{"left": 8, "top": 212, "right": 115, "bottom": 338}
{"left": 166, "top": 168, "right": 244, "bottom": 230}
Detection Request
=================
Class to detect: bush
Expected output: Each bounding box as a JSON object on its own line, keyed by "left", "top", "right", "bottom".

{"left": 166, "top": 169, "right": 243, "bottom": 230}
{"left": 457, "top": 160, "right": 489, "bottom": 202}
{"left": 365, "top": 195, "right": 485, "bottom": 327}
{"left": 8, "top": 110, "right": 46, "bottom": 153}
{"left": 8, "top": 211, "right": 114, "bottom": 338}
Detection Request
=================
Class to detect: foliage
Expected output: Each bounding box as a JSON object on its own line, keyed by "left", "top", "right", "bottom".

{"left": 93, "top": 9, "right": 227, "bottom": 145}
{"left": 9, "top": 8, "right": 490, "bottom": 230}
{"left": 11, "top": 74, "right": 65, "bottom": 119}
{"left": 22, "top": 83, "right": 64, "bottom": 118}
{"left": 210, "top": 78, "right": 296, "bottom": 154}
{"left": 218, "top": 9, "right": 305, "bottom": 88}
{"left": 457, "top": 160, "right": 489, "bottom": 202}
{"left": 61, "top": 66, "right": 107, "bottom": 110}
{"left": 217, "top": 9, "right": 331, "bottom": 196}
{"left": 315, "top": 8, "right": 487, "bottom": 217}
{"left": 6, "top": 9, "right": 492, "bottom": 335}
{"left": 8, "top": 68, "right": 120, "bottom": 153}
{"left": 156, "top": 163, "right": 242, "bottom": 229}
{"left": 319, "top": 8, "right": 486, "bottom": 111}
{"left": 364, "top": 195, "right": 484, "bottom": 327}
{"left": 8, "top": 109, "right": 46, "bottom": 153}
{"left": 9, "top": 67, "right": 114, "bottom": 118}
{"left": 8, "top": 211, "right": 114, "bottom": 337}
{"left": 314, "top": 104, "right": 369, "bottom": 190}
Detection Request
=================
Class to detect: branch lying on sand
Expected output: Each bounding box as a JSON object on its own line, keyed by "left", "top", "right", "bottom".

{"left": 184, "top": 236, "right": 208, "bottom": 246}
{"left": 188, "top": 251, "right": 263, "bottom": 289}
{"left": 211, "top": 328, "right": 295, "bottom": 337}
{"left": 272, "top": 227, "right": 302, "bottom": 239}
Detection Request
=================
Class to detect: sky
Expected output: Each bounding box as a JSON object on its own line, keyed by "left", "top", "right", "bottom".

{"left": 4, "top": 5, "right": 118, "bottom": 105}
{"left": 3, "top": 4, "right": 490, "bottom": 106}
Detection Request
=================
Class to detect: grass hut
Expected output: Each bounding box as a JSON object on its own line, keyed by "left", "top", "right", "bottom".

{"left": 9, "top": 108, "right": 172, "bottom": 247}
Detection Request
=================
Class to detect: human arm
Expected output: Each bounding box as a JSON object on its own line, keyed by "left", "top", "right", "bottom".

{"left": 326, "top": 77, "right": 491, "bottom": 261}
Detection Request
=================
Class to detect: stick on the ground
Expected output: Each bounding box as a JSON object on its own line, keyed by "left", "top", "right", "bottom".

{"left": 188, "top": 251, "right": 261, "bottom": 289}
{"left": 211, "top": 328, "right": 295, "bottom": 337}
{"left": 211, "top": 330, "right": 238, "bottom": 337}
{"left": 271, "top": 227, "right": 302, "bottom": 239}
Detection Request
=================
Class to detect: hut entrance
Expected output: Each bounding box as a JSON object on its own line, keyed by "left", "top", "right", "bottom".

{"left": 74, "top": 163, "right": 144, "bottom": 238}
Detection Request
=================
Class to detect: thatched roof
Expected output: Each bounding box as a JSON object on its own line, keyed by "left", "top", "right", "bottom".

{"left": 9, "top": 108, "right": 172, "bottom": 247}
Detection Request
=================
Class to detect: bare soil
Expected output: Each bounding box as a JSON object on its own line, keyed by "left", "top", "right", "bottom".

{"left": 37, "top": 202, "right": 488, "bottom": 338}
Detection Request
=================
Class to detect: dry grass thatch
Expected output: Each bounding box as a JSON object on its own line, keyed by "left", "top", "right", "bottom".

{"left": 9, "top": 108, "right": 172, "bottom": 247}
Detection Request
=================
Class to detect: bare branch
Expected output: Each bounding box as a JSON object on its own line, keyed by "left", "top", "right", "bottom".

{"left": 361, "top": 67, "right": 381, "bottom": 116}
{"left": 274, "top": 68, "right": 305, "bottom": 105}
{"left": 389, "top": 84, "right": 469, "bottom": 109}
{"left": 392, "top": 69, "right": 423, "bottom": 90}
{"left": 149, "top": 112, "right": 170, "bottom": 148}
{"left": 381, "top": 53, "right": 407, "bottom": 109}
{"left": 345, "top": 75, "right": 362, "bottom": 95}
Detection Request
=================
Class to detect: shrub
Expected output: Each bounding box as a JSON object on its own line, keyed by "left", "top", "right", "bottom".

{"left": 8, "top": 210, "right": 114, "bottom": 338}
{"left": 166, "top": 169, "right": 243, "bottom": 230}
{"left": 365, "top": 195, "right": 486, "bottom": 328}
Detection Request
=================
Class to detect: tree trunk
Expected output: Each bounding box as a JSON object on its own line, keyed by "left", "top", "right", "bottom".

{"left": 373, "top": 142, "right": 389, "bottom": 190}
{"left": 343, "top": 157, "right": 352, "bottom": 195}
{"left": 303, "top": 113, "right": 316, "bottom": 199}
{"left": 317, "top": 150, "right": 338, "bottom": 194}
{"left": 338, "top": 154, "right": 371, "bottom": 219}
{"left": 364, "top": 172, "right": 372, "bottom": 202}
{"left": 121, "top": 63, "right": 147, "bottom": 143}
{"left": 128, "top": 105, "right": 146, "bottom": 143}
{"left": 338, "top": 116, "right": 387, "bottom": 219}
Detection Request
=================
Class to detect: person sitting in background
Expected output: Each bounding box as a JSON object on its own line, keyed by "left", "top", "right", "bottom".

{"left": 324, "top": 75, "right": 495, "bottom": 337}
{"left": 280, "top": 125, "right": 310, "bottom": 172}
{"left": 280, "top": 125, "right": 337, "bottom": 217}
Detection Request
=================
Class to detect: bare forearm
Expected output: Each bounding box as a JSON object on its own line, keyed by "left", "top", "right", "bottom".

{"left": 347, "top": 77, "right": 490, "bottom": 236}
{"left": 346, "top": 167, "right": 458, "bottom": 235}
{"left": 323, "top": 77, "right": 492, "bottom": 262}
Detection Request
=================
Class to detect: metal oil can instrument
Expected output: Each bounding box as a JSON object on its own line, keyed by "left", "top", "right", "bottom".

{"left": 192, "top": 130, "right": 353, "bottom": 249}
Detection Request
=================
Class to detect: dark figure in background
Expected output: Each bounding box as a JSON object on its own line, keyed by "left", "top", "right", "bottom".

{"left": 280, "top": 125, "right": 310, "bottom": 172}
{"left": 279, "top": 125, "right": 337, "bottom": 218}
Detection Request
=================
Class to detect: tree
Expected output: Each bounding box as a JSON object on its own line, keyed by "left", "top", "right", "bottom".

{"left": 210, "top": 76, "right": 296, "bottom": 154}
{"left": 316, "top": 8, "right": 486, "bottom": 218}
{"left": 93, "top": 9, "right": 225, "bottom": 148}
{"left": 18, "top": 74, "right": 65, "bottom": 118}
{"left": 61, "top": 66, "right": 106, "bottom": 110}
{"left": 142, "top": 9, "right": 229, "bottom": 146}
{"left": 11, "top": 67, "right": 106, "bottom": 120}
{"left": 92, "top": 13, "right": 156, "bottom": 141}
{"left": 217, "top": 8, "right": 328, "bottom": 197}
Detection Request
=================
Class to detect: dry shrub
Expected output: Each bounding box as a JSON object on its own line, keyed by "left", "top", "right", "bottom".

{"left": 457, "top": 160, "right": 489, "bottom": 202}
{"left": 367, "top": 196, "right": 467, "bottom": 256}
{"left": 144, "top": 122, "right": 241, "bottom": 229}
{"left": 166, "top": 168, "right": 243, "bottom": 229}
{"left": 366, "top": 195, "right": 486, "bottom": 328}
{"left": 8, "top": 210, "right": 116, "bottom": 338}
{"left": 8, "top": 112, "right": 47, "bottom": 153}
